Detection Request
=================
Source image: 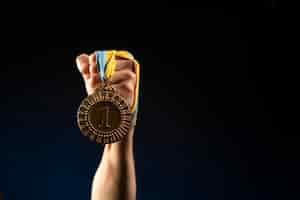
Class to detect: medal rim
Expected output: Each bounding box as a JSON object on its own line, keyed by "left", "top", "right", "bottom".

{"left": 77, "top": 86, "right": 132, "bottom": 144}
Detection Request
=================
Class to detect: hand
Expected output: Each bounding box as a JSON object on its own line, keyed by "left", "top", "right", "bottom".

{"left": 76, "top": 52, "right": 137, "bottom": 108}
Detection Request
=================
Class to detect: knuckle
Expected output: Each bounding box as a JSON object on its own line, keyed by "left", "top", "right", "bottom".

{"left": 76, "top": 54, "right": 89, "bottom": 69}
{"left": 124, "top": 60, "right": 133, "bottom": 66}
{"left": 122, "top": 81, "right": 134, "bottom": 94}
{"left": 88, "top": 53, "right": 96, "bottom": 63}
{"left": 116, "top": 59, "right": 134, "bottom": 71}
{"left": 77, "top": 54, "right": 87, "bottom": 61}
{"left": 125, "top": 70, "right": 136, "bottom": 81}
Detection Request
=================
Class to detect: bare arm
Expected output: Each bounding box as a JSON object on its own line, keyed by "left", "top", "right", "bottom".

{"left": 91, "top": 129, "right": 136, "bottom": 200}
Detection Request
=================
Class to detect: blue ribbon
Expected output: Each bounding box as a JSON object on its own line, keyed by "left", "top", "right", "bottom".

{"left": 95, "top": 51, "right": 107, "bottom": 81}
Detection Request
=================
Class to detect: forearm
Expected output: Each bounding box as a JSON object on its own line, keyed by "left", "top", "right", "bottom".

{"left": 91, "top": 128, "right": 136, "bottom": 200}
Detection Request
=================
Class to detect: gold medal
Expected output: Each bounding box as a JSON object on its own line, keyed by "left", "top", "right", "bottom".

{"left": 77, "top": 83, "right": 134, "bottom": 144}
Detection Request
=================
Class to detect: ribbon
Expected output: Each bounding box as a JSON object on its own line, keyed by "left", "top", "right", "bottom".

{"left": 95, "top": 50, "right": 140, "bottom": 115}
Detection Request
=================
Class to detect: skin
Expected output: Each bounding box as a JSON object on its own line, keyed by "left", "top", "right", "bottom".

{"left": 76, "top": 52, "right": 137, "bottom": 200}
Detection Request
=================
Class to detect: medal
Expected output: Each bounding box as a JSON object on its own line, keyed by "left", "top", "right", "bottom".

{"left": 77, "top": 50, "right": 140, "bottom": 144}
{"left": 77, "top": 83, "right": 133, "bottom": 144}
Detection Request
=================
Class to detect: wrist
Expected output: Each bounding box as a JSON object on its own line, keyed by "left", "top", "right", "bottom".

{"left": 103, "top": 127, "right": 135, "bottom": 160}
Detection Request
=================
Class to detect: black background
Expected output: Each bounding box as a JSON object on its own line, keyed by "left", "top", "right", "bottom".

{"left": 1, "top": 4, "right": 299, "bottom": 200}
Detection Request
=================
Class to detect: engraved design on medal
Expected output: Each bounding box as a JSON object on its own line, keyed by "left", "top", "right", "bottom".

{"left": 77, "top": 86, "right": 132, "bottom": 144}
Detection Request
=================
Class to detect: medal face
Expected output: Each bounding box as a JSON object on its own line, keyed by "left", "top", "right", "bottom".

{"left": 77, "top": 86, "right": 133, "bottom": 144}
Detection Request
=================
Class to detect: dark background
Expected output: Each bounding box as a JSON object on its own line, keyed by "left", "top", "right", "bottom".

{"left": 1, "top": 4, "right": 299, "bottom": 200}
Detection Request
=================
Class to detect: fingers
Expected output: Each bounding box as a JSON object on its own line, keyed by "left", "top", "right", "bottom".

{"left": 115, "top": 59, "right": 134, "bottom": 72}
{"left": 85, "top": 73, "right": 101, "bottom": 89}
{"left": 76, "top": 52, "right": 136, "bottom": 102}
{"left": 110, "top": 70, "right": 136, "bottom": 85}
{"left": 77, "top": 53, "right": 134, "bottom": 76}
{"left": 89, "top": 52, "right": 98, "bottom": 75}
{"left": 76, "top": 53, "right": 89, "bottom": 77}
{"left": 111, "top": 69, "right": 136, "bottom": 106}
{"left": 113, "top": 80, "right": 135, "bottom": 105}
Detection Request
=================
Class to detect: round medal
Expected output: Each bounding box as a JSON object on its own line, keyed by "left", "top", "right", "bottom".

{"left": 77, "top": 85, "right": 133, "bottom": 144}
